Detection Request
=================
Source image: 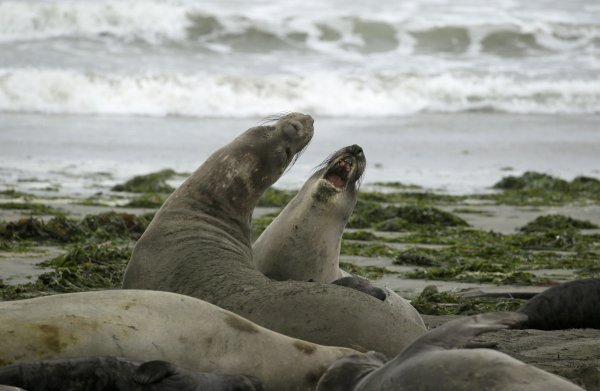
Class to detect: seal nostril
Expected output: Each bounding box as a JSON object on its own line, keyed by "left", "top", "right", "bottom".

{"left": 349, "top": 144, "right": 363, "bottom": 155}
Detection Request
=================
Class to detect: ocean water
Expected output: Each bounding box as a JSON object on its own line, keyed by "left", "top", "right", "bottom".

{"left": 0, "top": 0, "right": 599, "bottom": 116}
{"left": 0, "top": 0, "right": 599, "bottom": 193}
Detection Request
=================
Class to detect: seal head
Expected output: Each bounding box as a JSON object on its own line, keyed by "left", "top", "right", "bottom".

{"left": 253, "top": 144, "right": 365, "bottom": 283}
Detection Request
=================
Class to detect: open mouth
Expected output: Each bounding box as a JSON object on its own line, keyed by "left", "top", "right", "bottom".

{"left": 323, "top": 156, "right": 354, "bottom": 189}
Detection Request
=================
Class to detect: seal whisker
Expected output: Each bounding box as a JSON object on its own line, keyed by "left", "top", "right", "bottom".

{"left": 259, "top": 112, "right": 293, "bottom": 126}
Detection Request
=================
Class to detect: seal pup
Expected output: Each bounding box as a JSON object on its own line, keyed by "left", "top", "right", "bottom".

{"left": 254, "top": 144, "right": 366, "bottom": 283}
{"left": 518, "top": 278, "right": 600, "bottom": 330}
{"left": 122, "top": 113, "right": 426, "bottom": 357}
{"left": 0, "top": 356, "right": 263, "bottom": 391}
{"left": 0, "top": 290, "right": 355, "bottom": 391}
{"left": 253, "top": 144, "right": 425, "bottom": 328}
{"left": 316, "top": 312, "right": 584, "bottom": 391}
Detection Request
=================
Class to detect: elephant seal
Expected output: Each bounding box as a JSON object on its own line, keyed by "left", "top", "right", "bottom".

{"left": 0, "top": 356, "right": 263, "bottom": 391}
{"left": 252, "top": 144, "right": 425, "bottom": 328}
{"left": 317, "top": 312, "right": 583, "bottom": 391}
{"left": 0, "top": 290, "right": 355, "bottom": 391}
{"left": 253, "top": 144, "right": 366, "bottom": 283}
{"left": 518, "top": 278, "right": 600, "bottom": 330}
{"left": 122, "top": 113, "right": 426, "bottom": 357}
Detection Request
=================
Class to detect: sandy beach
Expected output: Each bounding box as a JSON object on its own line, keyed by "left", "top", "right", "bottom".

{"left": 1, "top": 131, "right": 599, "bottom": 387}
{"left": 1, "top": 0, "right": 599, "bottom": 388}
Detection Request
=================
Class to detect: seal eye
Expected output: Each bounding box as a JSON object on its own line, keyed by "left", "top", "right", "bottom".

{"left": 282, "top": 121, "right": 301, "bottom": 138}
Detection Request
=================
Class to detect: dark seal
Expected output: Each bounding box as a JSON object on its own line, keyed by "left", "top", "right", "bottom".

{"left": 519, "top": 278, "right": 600, "bottom": 330}
{"left": 0, "top": 356, "right": 263, "bottom": 391}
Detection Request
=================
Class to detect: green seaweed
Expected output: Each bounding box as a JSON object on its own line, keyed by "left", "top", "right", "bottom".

{"left": 519, "top": 214, "right": 598, "bottom": 232}
{"left": 411, "top": 287, "right": 525, "bottom": 315}
{"left": 257, "top": 188, "right": 297, "bottom": 207}
{"left": 0, "top": 212, "right": 153, "bottom": 243}
{"left": 0, "top": 242, "right": 131, "bottom": 300}
{"left": 371, "top": 181, "right": 422, "bottom": 189}
{"left": 251, "top": 214, "right": 278, "bottom": 239}
{"left": 481, "top": 172, "right": 600, "bottom": 205}
{"left": 124, "top": 193, "right": 167, "bottom": 208}
{"left": 0, "top": 202, "right": 59, "bottom": 215}
{"left": 339, "top": 261, "right": 396, "bottom": 280}
{"left": 112, "top": 169, "right": 178, "bottom": 193}
{"left": 341, "top": 241, "right": 399, "bottom": 258}
{"left": 342, "top": 231, "right": 379, "bottom": 241}
{"left": 348, "top": 200, "right": 469, "bottom": 230}
{"left": 358, "top": 191, "right": 466, "bottom": 205}
{"left": 0, "top": 189, "right": 32, "bottom": 198}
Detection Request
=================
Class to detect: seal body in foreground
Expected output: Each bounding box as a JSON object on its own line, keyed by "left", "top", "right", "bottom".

{"left": 122, "top": 113, "right": 426, "bottom": 357}
{"left": 519, "top": 278, "right": 600, "bottom": 330}
{"left": 0, "top": 356, "right": 263, "bottom": 391}
{"left": 0, "top": 290, "right": 354, "bottom": 391}
{"left": 254, "top": 144, "right": 365, "bottom": 283}
{"left": 317, "top": 312, "right": 583, "bottom": 391}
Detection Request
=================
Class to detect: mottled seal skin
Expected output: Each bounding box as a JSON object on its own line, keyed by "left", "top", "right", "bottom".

{"left": 254, "top": 144, "right": 366, "bottom": 283}
{"left": 0, "top": 290, "right": 355, "bottom": 391}
{"left": 0, "top": 356, "right": 263, "bottom": 391}
{"left": 253, "top": 144, "right": 425, "bottom": 330}
{"left": 519, "top": 278, "right": 600, "bottom": 330}
{"left": 317, "top": 312, "right": 584, "bottom": 391}
{"left": 122, "top": 114, "right": 426, "bottom": 357}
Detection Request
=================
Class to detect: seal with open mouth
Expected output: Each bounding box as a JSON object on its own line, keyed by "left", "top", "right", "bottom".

{"left": 253, "top": 145, "right": 425, "bottom": 329}
{"left": 122, "top": 114, "right": 426, "bottom": 358}
{"left": 254, "top": 144, "right": 366, "bottom": 283}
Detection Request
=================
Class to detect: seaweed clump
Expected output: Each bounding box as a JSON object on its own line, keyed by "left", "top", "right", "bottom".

{"left": 0, "top": 202, "right": 59, "bottom": 215}
{"left": 412, "top": 286, "right": 525, "bottom": 315}
{"left": 111, "top": 169, "right": 178, "bottom": 193}
{"left": 111, "top": 169, "right": 188, "bottom": 208}
{"left": 487, "top": 172, "right": 600, "bottom": 205}
{"left": 257, "top": 188, "right": 297, "bottom": 207}
{"left": 519, "top": 214, "right": 598, "bottom": 232}
{"left": 0, "top": 212, "right": 153, "bottom": 243}
{"left": 0, "top": 242, "right": 131, "bottom": 300}
{"left": 348, "top": 200, "right": 469, "bottom": 230}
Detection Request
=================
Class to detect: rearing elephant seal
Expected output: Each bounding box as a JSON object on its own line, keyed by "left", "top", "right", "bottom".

{"left": 254, "top": 144, "right": 366, "bottom": 283}
{"left": 123, "top": 113, "right": 426, "bottom": 357}
{"left": 253, "top": 144, "right": 425, "bottom": 329}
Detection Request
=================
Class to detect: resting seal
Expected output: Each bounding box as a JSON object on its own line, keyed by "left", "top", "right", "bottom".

{"left": 123, "top": 113, "right": 426, "bottom": 357}
{"left": 253, "top": 144, "right": 425, "bottom": 328}
{"left": 0, "top": 290, "right": 354, "bottom": 391}
{"left": 317, "top": 312, "right": 583, "bottom": 390}
{"left": 254, "top": 144, "right": 366, "bottom": 283}
{"left": 0, "top": 356, "right": 263, "bottom": 391}
{"left": 518, "top": 278, "right": 600, "bottom": 330}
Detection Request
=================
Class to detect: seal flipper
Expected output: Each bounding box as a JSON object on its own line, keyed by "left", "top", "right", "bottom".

{"left": 332, "top": 276, "right": 386, "bottom": 301}
{"left": 395, "top": 312, "right": 527, "bottom": 362}
{"left": 133, "top": 360, "right": 177, "bottom": 384}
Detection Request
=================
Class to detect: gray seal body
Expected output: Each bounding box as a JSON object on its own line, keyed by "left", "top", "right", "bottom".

{"left": 317, "top": 312, "right": 583, "bottom": 391}
{"left": 122, "top": 114, "right": 426, "bottom": 357}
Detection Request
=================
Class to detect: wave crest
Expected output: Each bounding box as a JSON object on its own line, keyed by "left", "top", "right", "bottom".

{"left": 1, "top": 68, "right": 598, "bottom": 117}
